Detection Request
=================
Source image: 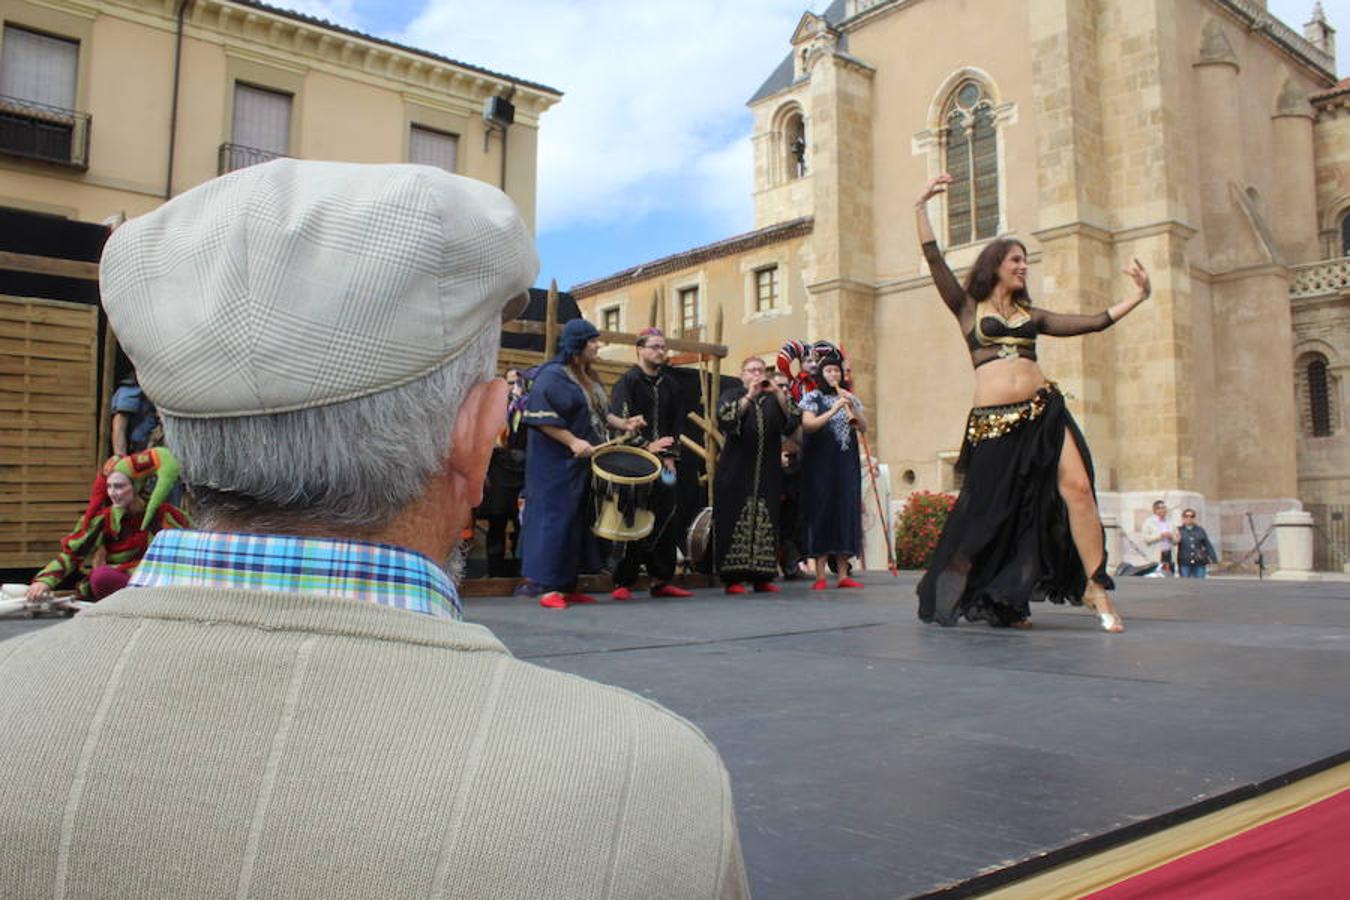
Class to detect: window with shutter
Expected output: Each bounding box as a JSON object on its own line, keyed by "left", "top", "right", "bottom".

{"left": 0, "top": 26, "right": 77, "bottom": 109}
{"left": 232, "top": 84, "right": 291, "bottom": 156}
{"left": 409, "top": 125, "right": 458, "bottom": 172}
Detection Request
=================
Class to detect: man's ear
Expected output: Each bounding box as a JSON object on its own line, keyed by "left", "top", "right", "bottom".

{"left": 445, "top": 377, "right": 508, "bottom": 512}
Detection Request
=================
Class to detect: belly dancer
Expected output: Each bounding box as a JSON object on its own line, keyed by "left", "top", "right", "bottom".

{"left": 914, "top": 173, "right": 1150, "bottom": 631}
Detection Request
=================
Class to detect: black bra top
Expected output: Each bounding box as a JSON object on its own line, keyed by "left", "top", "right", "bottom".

{"left": 965, "top": 303, "right": 1038, "bottom": 367}
{"left": 919, "top": 241, "right": 1116, "bottom": 369}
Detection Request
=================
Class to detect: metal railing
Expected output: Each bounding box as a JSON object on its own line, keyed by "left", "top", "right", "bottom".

{"left": 0, "top": 94, "right": 90, "bottom": 169}
{"left": 217, "top": 142, "right": 287, "bottom": 175}
{"left": 1291, "top": 257, "right": 1350, "bottom": 300}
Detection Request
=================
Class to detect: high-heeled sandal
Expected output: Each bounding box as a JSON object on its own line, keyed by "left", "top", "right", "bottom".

{"left": 1083, "top": 582, "right": 1125, "bottom": 633}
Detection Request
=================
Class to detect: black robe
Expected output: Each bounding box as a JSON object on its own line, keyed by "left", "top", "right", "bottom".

{"left": 713, "top": 385, "right": 800, "bottom": 584}
{"left": 609, "top": 365, "right": 683, "bottom": 586}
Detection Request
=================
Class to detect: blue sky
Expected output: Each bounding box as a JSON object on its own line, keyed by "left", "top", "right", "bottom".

{"left": 283, "top": 0, "right": 1347, "bottom": 291}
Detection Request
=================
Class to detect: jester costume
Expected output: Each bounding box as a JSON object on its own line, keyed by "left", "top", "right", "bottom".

{"left": 32, "top": 448, "right": 191, "bottom": 600}
{"left": 776, "top": 339, "right": 846, "bottom": 403}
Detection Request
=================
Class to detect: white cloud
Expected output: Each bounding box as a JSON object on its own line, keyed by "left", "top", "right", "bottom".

{"left": 394, "top": 0, "right": 821, "bottom": 234}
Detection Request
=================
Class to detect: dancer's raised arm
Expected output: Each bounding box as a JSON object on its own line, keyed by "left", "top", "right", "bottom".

{"left": 1035, "top": 258, "right": 1151, "bottom": 335}
{"left": 915, "top": 173, "right": 970, "bottom": 318}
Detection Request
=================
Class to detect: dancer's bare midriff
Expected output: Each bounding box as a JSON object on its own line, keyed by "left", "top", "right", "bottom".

{"left": 971, "top": 357, "right": 1051, "bottom": 408}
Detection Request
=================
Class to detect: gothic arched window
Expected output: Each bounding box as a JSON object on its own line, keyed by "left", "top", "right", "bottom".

{"left": 944, "top": 80, "right": 999, "bottom": 246}
{"left": 1340, "top": 211, "right": 1350, "bottom": 258}
{"left": 784, "top": 110, "right": 806, "bottom": 180}
{"left": 1308, "top": 356, "right": 1333, "bottom": 437}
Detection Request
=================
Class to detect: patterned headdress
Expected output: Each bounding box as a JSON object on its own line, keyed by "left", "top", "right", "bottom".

{"left": 109, "top": 447, "right": 182, "bottom": 531}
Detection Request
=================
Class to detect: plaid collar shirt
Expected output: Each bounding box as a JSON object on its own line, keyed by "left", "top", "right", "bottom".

{"left": 130, "top": 530, "right": 462, "bottom": 620}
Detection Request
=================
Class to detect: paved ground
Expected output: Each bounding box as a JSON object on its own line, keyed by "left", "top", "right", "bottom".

{"left": 5, "top": 574, "right": 1348, "bottom": 899}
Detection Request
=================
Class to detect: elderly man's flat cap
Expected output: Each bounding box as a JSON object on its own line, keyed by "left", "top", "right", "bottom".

{"left": 101, "top": 159, "right": 538, "bottom": 417}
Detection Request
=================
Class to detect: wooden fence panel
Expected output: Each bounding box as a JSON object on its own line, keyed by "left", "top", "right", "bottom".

{"left": 0, "top": 295, "right": 99, "bottom": 568}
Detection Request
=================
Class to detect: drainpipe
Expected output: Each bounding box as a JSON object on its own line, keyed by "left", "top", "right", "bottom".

{"left": 165, "top": 0, "right": 193, "bottom": 199}
{"left": 500, "top": 83, "right": 516, "bottom": 191}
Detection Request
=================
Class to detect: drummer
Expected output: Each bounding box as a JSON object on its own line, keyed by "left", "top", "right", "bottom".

{"left": 520, "top": 318, "right": 643, "bottom": 609}
{"left": 607, "top": 328, "right": 693, "bottom": 601}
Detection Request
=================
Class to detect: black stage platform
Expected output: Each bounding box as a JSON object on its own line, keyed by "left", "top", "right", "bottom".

{"left": 5, "top": 575, "right": 1348, "bottom": 898}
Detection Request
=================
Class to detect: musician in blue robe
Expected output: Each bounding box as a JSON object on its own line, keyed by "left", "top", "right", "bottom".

{"left": 520, "top": 319, "right": 642, "bottom": 609}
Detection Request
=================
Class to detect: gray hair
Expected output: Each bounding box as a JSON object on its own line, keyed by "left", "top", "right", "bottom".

{"left": 163, "top": 326, "right": 499, "bottom": 531}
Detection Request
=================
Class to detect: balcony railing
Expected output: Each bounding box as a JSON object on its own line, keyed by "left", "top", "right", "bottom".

{"left": 218, "top": 142, "right": 287, "bottom": 175}
{"left": 0, "top": 94, "right": 90, "bottom": 169}
{"left": 1291, "top": 257, "right": 1350, "bottom": 300}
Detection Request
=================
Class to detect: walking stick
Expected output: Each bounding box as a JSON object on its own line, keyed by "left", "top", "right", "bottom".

{"left": 857, "top": 428, "right": 899, "bottom": 577}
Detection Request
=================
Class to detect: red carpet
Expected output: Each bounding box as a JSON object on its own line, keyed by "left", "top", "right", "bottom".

{"left": 1087, "top": 788, "right": 1350, "bottom": 899}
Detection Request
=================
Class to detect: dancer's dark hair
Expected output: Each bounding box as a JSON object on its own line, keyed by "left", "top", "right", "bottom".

{"left": 965, "top": 238, "right": 1032, "bottom": 308}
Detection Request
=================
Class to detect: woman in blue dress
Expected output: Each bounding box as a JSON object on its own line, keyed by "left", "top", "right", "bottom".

{"left": 798, "top": 349, "right": 868, "bottom": 590}
{"left": 520, "top": 318, "right": 643, "bottom": 609}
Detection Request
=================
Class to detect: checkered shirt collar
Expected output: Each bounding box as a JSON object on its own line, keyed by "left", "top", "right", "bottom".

{"left": 130, "top": 530, "right": 461, "bottom": 620}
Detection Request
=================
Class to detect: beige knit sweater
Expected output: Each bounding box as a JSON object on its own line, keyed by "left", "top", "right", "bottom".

{"left": 0, "top": 587, "right": 750, "bottom": 899}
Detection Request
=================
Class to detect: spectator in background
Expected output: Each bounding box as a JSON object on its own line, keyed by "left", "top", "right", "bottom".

{"left": 25, "top": 448, "right": 190, "bottom": 605}
{"left": 1177, "top": 508, "right": 1218, "bottom": 578}
{"left": 0, "top": 161, "right": 748, "bottom": 900}
{"left": 1142, "top": 500, "right": 1179, "bottom": 576}
{"left": 110, "top": 372, "right": 159, "bottom": 455}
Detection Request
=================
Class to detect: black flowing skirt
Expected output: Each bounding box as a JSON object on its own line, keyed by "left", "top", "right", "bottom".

{"left": 917, "top": 385, "right": 1114, "bottom": 627}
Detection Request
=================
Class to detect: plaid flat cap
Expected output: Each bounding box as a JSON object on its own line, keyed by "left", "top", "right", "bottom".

{"left": 101, "top": 159, "right": 538, "bottom": 417}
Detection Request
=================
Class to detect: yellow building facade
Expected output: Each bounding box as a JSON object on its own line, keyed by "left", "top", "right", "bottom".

{"left": 0, "top": 0, "right": 560, "bottom": 226}
{"left": 0, "top": 0, "right": 559, "bottom": 568}
{"left": 575, "top": 0, "right": 1350, "bottom": 565}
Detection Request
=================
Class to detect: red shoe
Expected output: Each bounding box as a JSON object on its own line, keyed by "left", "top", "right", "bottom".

{"left": 539, "top": 592, "right": 567, "bottom": 609}
{"left": 611, "top": 586, "right": 634, "bottom": 602}
{"left": 725, "top": 583, "right": 748, "bottom": 595}
{"left": 837, "top": 576, "right": 863, "bottom": 589}
{"left": 652, "top": 584, "right": 693, "bottom": 598}
{"left": 811, "top": 579, "right": 828, "bottom": 591}
{"left": 753, "top": 582, "right": 780, "bottom": 593}
{"left": 566, "top": 592, "right": 598, "bottom": 604}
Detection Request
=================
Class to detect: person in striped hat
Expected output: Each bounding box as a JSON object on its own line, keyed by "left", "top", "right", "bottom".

{"left": 25, "top": 447, "right": 191, "bottom": 604}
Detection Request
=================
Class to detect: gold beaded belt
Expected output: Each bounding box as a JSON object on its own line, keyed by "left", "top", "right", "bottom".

{"left": 965, "top": 390, "right": 1050, "bottom": 444}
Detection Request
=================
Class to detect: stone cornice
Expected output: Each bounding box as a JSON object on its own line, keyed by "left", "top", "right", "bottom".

{"left": 839, "top": 0, "right": 921, "bottom": 34}
{"left": 1031, "top": 219, "right": 1199, "bottom": 245}
{"left": 1031, "top": 221, "right": 1113, "bottom": 244}
{"left": 1189, "top": 261, "right": 1292, "bottom": 284}
{"left": 96, "top": 0, "right": 561, "bottom": 120}
{"left": 26, "top": 0, "right": 100, "bottom": 20}
{"left": 571, "top": 217, "right": 814, "bottom": 298}
{"left": 1113, "top": 220, "right": 1199, "bottom": 243}
{"left": 805, "top": 276, "right": 876, "bottom": 295}
{"left": 843, "top": 0, "right": 1334, "bottom": 82}
{"left": 1204, "top": 0, "right": 1336, "bottom": 82}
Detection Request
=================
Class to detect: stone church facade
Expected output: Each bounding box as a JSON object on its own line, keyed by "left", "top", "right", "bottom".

{"left": 574, "top": 0, "right": 1350, "bottom": 564}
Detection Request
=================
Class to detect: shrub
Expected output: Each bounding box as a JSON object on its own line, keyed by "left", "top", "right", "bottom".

{"left": 895, "top": 490, "right": 956, "bottom": 569}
